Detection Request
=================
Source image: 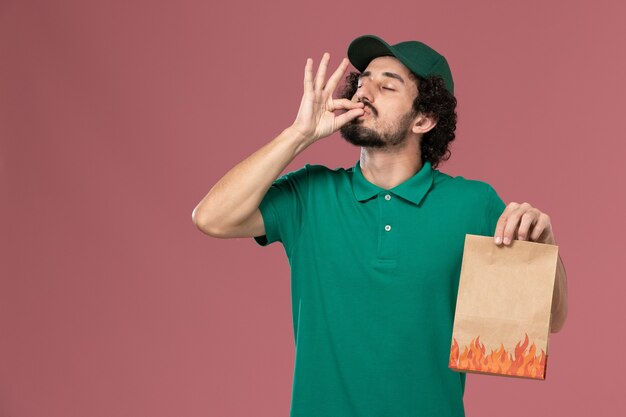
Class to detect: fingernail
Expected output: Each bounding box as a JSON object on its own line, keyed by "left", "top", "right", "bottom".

{"left": 495, "top": 236, "right": 502, "bottom": 244}
{"left": 503, "top": 237, "right": 510, "bottom": 245}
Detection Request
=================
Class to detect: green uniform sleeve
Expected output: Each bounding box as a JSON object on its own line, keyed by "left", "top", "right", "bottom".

{"left": 482, "top": 184, "right": 506, "bottom": 237}
{"left": 253, "top": 165, "right": 310, "bottom": 255}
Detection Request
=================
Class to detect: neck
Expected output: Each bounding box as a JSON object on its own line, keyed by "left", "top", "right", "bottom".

{"left": 359, "top": 137, "right": 423, "bottom": 189}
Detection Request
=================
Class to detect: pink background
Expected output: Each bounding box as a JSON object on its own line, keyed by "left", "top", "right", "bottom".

{"left": 1, "top": 0, "right": 624, "bottom": 416}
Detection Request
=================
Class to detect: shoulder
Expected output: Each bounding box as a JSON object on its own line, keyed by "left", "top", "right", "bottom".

{"left": 271, "top": 164, "right": 351, "bottom": 194}
{"left": 429, "top": 170, "right": 504, "bottom": 230}
{"left": 303, "top": 163, "right": 351, "bottom": 175}
{"left": 287, "top": 163, "right": 353, "bottom": 183}
{"left": 431, "top": 169, "right": 497, "bottom": 197}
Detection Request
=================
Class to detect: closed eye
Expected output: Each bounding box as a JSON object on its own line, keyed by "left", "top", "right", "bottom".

{"left": 383, "top": 87, "right": 395, "bottom": 91}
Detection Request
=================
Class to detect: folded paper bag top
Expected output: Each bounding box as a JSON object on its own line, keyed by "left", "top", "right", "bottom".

{"left": 449, "top": 234, "right": 559, "bottom": 380}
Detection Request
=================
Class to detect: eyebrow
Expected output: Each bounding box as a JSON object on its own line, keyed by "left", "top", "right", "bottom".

{"left": 358, "top": 70, "right": 406, "bottom": 84}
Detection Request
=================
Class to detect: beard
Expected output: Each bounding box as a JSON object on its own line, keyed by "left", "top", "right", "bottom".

{"left": 339, "top": 107, "right": 417, "bottom": 149}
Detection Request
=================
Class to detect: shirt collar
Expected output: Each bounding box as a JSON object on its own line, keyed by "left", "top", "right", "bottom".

{"left": 351, "top": 159, "right": 434, "bottom": 206}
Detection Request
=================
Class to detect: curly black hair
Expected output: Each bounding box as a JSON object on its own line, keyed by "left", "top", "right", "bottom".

{"left": 340, "top": 71, "right": 457, "bottom": 169}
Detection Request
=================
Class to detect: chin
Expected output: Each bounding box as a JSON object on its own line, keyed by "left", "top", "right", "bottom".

{"left": 339, "top": 126, "right": 387, "bottom": 148}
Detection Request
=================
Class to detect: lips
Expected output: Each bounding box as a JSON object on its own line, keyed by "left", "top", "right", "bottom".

{"left": 360, "top": 106, "right": 374, "bottom": 118}
{"left": 362, "top": 103, "right": 377, "bottom": 117}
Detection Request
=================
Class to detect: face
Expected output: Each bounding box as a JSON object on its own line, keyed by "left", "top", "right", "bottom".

{"left": 340, "top": 56, "right": 419, "bottom": 149}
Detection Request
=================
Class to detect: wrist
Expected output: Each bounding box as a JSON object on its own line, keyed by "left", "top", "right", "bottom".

{"left": 285, "top": 125, "right": 315, "bottom": 145}
{"left": 281, "top": 126, "right": 315, "bottom": 155}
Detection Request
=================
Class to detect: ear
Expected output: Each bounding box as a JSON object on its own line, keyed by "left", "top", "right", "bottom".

{"left": 411, "top": 113, "right": 437, "bottom": 135}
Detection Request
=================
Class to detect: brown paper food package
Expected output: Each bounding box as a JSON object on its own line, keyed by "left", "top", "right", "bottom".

{"left": 449, "top": 234, "right": 559, "bottom": 380}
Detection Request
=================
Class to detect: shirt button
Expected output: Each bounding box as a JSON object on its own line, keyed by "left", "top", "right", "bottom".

{"left": 384, "top": 194, "right": 391, "bottom": 200}
{"left": 384, "top": 225, "right": 392, "bottom": 232}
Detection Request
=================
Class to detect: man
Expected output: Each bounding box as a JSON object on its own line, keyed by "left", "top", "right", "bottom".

{"left": 193, "top": 35, "right": 568, "bottom": 417}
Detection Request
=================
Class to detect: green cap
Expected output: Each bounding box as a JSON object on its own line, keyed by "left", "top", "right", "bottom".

{"left": 347, "top": 34, "right": 454, "bottom": 95}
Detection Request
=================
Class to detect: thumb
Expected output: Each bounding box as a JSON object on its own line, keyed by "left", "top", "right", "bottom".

{"left": 334, "top": 108, "right": 364, "bottom": 130}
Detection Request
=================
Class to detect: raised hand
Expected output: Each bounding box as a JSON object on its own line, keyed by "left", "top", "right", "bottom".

{"left": 291, "top": 53, "right": 365, "bottom": 142}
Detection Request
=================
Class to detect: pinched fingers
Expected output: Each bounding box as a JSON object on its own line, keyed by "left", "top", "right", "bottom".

{"left": 331, "top": 98, "right": 364, "bottom": 111}
{"left": 334, "top": 108, "right": 366, "bottom": 129}
{"left": 296, "top": 54, "right": 362, "bottom": 140}
{"left": 331, "top": 98, "right": 364, "bottom": 128}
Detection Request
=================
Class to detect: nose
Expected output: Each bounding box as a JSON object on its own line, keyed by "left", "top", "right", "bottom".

{"left": 356, "top": 80, "right": 374, "bottom": 104}
{"left": 357, "top": 93, "right": 372, "bottom": 104}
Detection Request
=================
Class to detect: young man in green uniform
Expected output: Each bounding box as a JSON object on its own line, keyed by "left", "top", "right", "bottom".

{"left": 193, "top": 35, "right": 568, "bottom": 417}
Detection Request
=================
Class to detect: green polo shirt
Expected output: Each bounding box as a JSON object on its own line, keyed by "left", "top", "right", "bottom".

{"left": 253, "top": 159, "right": 505, "bottom": 417}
